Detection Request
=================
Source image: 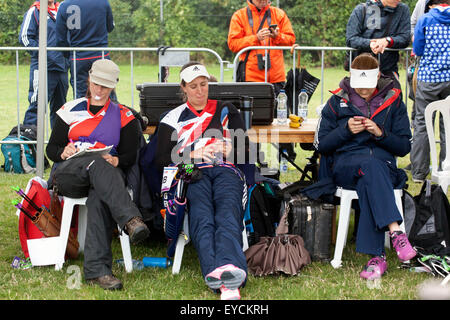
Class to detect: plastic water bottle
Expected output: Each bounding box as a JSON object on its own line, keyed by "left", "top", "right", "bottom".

{"left": 279, "top": 149, "right": 288, "bottom": 176}
{"left": 116, "top": 258, "right": 144, "bottom": 270}
{"left": 277, "top": 89, "right": 288, "bottom": 125}
{"left": 142, "top": 257, "right": 173, "bottom": 268}
{"left": 298, "top": 89, "right": 308, "bottom": 121}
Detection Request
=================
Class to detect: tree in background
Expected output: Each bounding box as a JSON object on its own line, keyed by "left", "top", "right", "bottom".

{"left": 0, "top": 0, "right": 418, "bottom": 66}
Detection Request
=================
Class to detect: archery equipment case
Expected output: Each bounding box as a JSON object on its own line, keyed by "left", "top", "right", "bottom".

{"left": 137, "top": 82, "right": 275, "bottom": 126}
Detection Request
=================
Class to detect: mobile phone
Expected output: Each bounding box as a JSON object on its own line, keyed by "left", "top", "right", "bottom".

{"left": 269, "top": 24, "right": 278, "bottom": 30}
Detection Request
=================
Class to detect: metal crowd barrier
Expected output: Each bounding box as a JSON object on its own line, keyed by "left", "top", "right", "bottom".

{"left": 0, "top": 45, "right": 412, "bottom": 177}
{"left": 232, "top": 45, "right": 412, "bottom": 111}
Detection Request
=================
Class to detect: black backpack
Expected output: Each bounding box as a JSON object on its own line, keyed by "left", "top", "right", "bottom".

{"left": 405, "top": 181, "right": 450, "bottom": 256}
{"left": 244, "top": 182, "right": 282, "bottom": 246}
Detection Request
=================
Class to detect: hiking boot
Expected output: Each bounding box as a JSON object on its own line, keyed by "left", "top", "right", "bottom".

{"left": 87, "top": 274, "right": 123, "bottom": 290}
{"left": 205, "top": 264, "right": 246, "bottom": 290}
{"left": 220, "top": 285, "right": 241, "bottom": 300}
{"left": 360, "top": 255, "right": 387, "bottom": 280}
{"left": 390, "top": 231, "right": 417, "bottom": 261}
{"left": 124, "top": 216, "right": 150, "bottom": 244}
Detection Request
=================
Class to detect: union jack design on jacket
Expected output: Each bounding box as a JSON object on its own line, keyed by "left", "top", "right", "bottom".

{"left": 155, "top": 99, "right": 249, "bottom": 171}
{"left": 160, "top": 99, "right": 233, "bottom": 155}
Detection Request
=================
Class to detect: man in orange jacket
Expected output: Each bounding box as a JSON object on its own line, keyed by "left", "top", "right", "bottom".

{"left": 228, "top": 0, "right": 297, "bottom": 163}
{"left": 228, "top": 0, "right": 295, "bottom": 94}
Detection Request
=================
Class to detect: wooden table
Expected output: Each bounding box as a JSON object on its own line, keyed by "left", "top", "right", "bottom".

{"left": 144, "top": 118, "right": 319, "bottom": 144}
{"left": 247, "top": 118, "right": 318, "bottom": 143}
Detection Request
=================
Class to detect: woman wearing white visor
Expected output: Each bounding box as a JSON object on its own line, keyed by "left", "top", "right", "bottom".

{"left": 314, "top": 53, "right": 416, "bottom": 279}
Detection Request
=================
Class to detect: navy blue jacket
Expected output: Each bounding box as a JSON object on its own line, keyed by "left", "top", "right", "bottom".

{"left": 56, "top": 0, "right": 114, "bottom": 60}
{"left": 19, "top": 1, "right": 67, "bottom": 72}
{"left": 316, "top": 85, "right": 411, "bottom": 165}
{"left": 346, "top": 0, "right": 411, "bottom": 74}
{"left": 303, "top": 79, "right": 411, "bottom": 201}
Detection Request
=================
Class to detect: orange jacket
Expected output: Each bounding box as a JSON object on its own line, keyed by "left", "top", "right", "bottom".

{"left": 228, "top": 1, "right": 295, "bottom": 83}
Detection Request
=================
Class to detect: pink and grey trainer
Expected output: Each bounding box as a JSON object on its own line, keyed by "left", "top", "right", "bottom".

{"left": 390, "top": 231, "right": 417, "bottom": 262}
{"left": 360, "top": 255, "right": 387, "bottom": 280}
{"left": 205, "top": 264, "right": 246, "bottom": 290}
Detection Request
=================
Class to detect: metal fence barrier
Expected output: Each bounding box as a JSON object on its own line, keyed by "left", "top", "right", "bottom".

{"left": 0, "top": 45, "right": 413, "bottom": 177}
{"left": 232, "top": 45, "right": 412, "bottom": 111}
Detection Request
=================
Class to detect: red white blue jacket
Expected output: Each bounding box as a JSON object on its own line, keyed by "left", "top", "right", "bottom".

{"left": 154, "top": 100, "right": 249, "bottom": 174}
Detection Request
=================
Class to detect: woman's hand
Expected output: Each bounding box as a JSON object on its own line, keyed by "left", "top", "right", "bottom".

{"left": 102, "top": 154, "right": 119, "bottom": 167}
{"left": 61, "top": 142, "right": 78, "bottom": 160}
{"left": 362, "top": 117, "right": 383, "bottom": 137}
{"left": 348, "top": 116, "right": 366, "bottom": 135}
{"left": 190, "top": 140, "right": 229, "bottom": 162}
{"left": 348, "top": 116, "right": 383, "bottom": 137}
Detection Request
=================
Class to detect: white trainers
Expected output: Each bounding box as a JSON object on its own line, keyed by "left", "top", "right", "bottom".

{"left": 220, "top": 285, "right": 241, "bottom": 300}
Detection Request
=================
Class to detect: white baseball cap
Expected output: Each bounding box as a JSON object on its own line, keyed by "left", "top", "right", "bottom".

{"left": 180, "top": 64, "right": 210, "bottom": 83}
{"left": 350, "top": 68, "right": 379, "bottom": 89}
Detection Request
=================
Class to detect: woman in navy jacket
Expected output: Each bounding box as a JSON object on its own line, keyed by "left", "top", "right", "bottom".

{"left": 315, "top": 53, "right": 416, "bottom": 279}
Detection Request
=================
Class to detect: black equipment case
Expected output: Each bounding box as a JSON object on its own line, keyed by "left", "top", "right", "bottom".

{"left": 137, "top": 82, "right": 275, "bottom": 126}
{"left": 287, "top": 194, "right": 334, "bottom": 261}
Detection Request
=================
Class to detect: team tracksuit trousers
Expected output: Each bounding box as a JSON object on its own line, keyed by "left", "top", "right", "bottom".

{"left": 186, "top": 166, "right": 248, "bottom": 279}
{"left": 332, "top": 154, "right": 405, "bottom": 256}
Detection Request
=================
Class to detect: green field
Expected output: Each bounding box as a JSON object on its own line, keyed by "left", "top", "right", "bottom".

{"left": 0, "top": 62, "right": 441, "bottom": 301}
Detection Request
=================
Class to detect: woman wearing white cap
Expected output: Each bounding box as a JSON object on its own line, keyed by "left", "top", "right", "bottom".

{"left": 314, "top": 53, "right": 416, "bottom": 279}
{"left": 154, "top": 62, "right": 250, "bottom": 300}
{"left": 46, "top": 59, "right": 150, "bottom": 290}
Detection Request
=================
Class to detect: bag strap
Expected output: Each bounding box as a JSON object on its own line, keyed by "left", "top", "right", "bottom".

{"left": 243, "top": 6, "right": 271, "bottom": 64}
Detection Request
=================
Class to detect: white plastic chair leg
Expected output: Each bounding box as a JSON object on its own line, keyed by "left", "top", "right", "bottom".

{"left": 242, "top": 224, "right": 249, "bottom": 252}
{"left": 331, "top": 190, "right": 355, "bottom": 269}
{"left": 118, "top": 226, "right": 133, "bottom": 273}
{"left": 385, "top": 189, "right": 405, "bottom": 248}
{"left": 172, "top": 214, "right": 190, "bottom": 275}
{"left": 55, "top": 197, "right": 87, "bottom": 271}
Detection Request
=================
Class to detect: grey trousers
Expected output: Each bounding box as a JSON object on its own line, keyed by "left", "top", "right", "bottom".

{"left": 410, "top": 81, "right": 450, "bottom": 180}
{"left": 54, "top": 155, "right": 142, "bottom": 279}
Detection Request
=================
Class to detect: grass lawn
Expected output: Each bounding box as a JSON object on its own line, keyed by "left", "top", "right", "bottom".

{"left": 0, "top": 61, "right": 442, "bottom": 301}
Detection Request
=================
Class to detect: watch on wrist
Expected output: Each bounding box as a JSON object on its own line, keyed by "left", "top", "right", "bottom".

{"left": 386, "top": 36, "right": 393, "bottom": 47}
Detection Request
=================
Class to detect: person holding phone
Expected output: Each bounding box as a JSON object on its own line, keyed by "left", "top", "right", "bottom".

{"left": 313, "top": 53, "right": 416, "bottom": 280}
{"left": 228, "top": 0, "right": 295, "bottom": 93}
{"left": 154, "top": 62, "right": 252, "bottom": 300}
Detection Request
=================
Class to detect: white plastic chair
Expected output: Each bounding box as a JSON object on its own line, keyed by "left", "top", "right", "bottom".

{"left": 425, "top": 96, "right": 450, "bottom": 193}
{"left": 330, "top": 187, "right": 405, "bottom": 269}
{"left": 55, "top": 197, "right": 133, "bottom": 272}
{"left": 171, "top": 213, "right": 248, "bottom": 275}
{"left": 27, "top": 197, "right": 133, "bottom": 271}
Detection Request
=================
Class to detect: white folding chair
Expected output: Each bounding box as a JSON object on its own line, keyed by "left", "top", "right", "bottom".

{"left": 171, "top": 213, "right": 248, "bottom": 275}
{"left": 330, "top": 187, "right": 405, "bottom": 269}
{"left": 425, "top": 96, "right": 450, "bottom": 194}
{"left": 55, "top": 197, "right": 133, "bottom": 272}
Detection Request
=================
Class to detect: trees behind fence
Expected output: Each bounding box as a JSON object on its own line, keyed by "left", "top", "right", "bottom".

{"left": 0, "top": 0, "right": 417, "bottom": 66}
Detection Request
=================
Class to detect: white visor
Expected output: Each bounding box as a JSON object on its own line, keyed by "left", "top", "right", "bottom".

{"left": 180, "top": 64, "right": 210, "bottom": 83}
{"left": 350, "top": 68, "right": 379, "bottom": 89}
